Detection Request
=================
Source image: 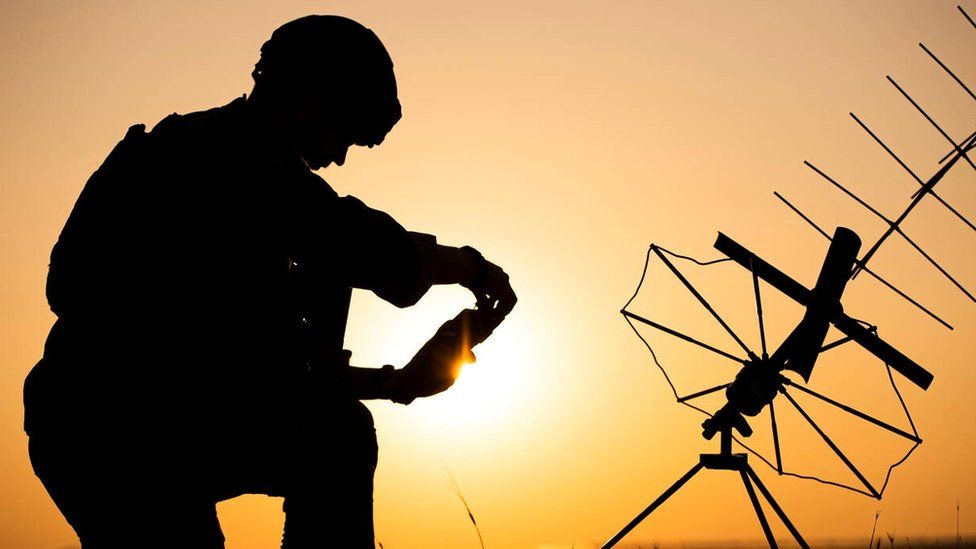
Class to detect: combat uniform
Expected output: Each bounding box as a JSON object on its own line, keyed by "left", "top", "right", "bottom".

{"left": 25, "top": 96, "right": 432, "bottom": 548}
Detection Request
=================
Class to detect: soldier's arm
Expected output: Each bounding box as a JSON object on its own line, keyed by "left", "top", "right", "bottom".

{"left": 331, "top": 195, "right": 516, "bottom": 315}
{"left": 421, "top": 241, "right": 517, "bottom": 316}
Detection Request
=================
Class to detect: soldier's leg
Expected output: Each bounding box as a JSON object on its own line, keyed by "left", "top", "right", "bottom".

{"left": 29, "top": 432, "right": 225, "bottom": 549}
{"left": 280, "top": 401, "right": 378, "bottom": 549}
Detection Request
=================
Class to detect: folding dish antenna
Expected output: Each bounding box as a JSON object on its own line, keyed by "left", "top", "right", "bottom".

{"left": 603, "top": 6, "right": 975, "bottom": 548}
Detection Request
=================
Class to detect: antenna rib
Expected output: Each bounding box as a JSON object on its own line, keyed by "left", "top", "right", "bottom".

{"left": 806, "top": 161, "right": 973, "bottom": 299}
{"left": 770, "top": 399, "right": 783, "bottom": 474}
{"left": 919, "top": 43, "right": 976, "bottom": 103}
{"left": 887, "top": 75, "right": 976, "bottom": 174}
{"left": 857, "top": 151, "right": 968, "bottom": 275}
{"left": 751, "top": 257, "right": 768, "bottom": 357}
{"left": 804, "top": 161, "right": 892, "bottom": 223}
{"left": 774, "top": 192, "right": 830, "bottom": 239}
{"left": 621, "top": 310, "right": 745, "bottom": 364}
{"left": 783, "top": 379, "right": 922, "bottom": 443}
{"left": 774, "top": 192, "right": 952, "bottom": 328}
{"left": 677, "top": 383, "right": 731, "bottom": 403}
{"left": 782, "top": 389, "right": 881, "bottom": 498}
{"left": 850, "top": 113, "right": 976, "bottom": 233}
{"left": 894, "top": 226, "right": 976, "bottom": 302}
{"left": 803, "top": 162, "right": 898, "bottom": 275}
{"left": 652, "top": 246, "right": 758, "bottom": 359}
{"left": 960, "top": 5, "right": 976, "bottom": 31}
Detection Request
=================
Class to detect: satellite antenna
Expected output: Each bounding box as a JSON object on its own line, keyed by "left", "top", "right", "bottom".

{"left": 606, "top": 229, "right": 930, "bottom": 549}
{"left": 602, "top": 5, "right": 974, "bottom": 547}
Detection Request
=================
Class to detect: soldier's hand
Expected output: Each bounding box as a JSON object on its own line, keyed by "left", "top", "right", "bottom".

{"left": 385, "top": 308, "right": 503, "bottom": 404}
{"left": 460, "top": 248, "right": 517, "bottom": 318}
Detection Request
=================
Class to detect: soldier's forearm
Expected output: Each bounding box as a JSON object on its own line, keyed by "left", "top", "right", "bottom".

{"left": 342, "top": 365, "right": 398, "bottom": 400}
{"left": 423, "top": 243, "right": 482, "bottom": 287}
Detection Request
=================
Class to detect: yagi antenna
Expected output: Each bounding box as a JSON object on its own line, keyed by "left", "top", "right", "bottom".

{"left": 773, "top": 23, "right": 976, "bottom": 326}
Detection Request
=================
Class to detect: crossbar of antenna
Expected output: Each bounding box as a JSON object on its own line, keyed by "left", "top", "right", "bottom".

{"left": 782, "top": 389, "right": 881, "bottom": 498}
{"left": 887, "top": 76, "right": 976, "bottom": 174}
{"left": 831, "top": 314, "right": 933, "bottom": 389}
{"left": 783, "top": 379, "right": 922, "bottom": 443}
{"left": 677, "top": 383, "right": 730, "bottom": 403}
{"left": 715, "top": 233, "right": 934, "bottom": 389}
{"left": 621, "top": 310, "right": 745, "bottom": 364}
{"left": 714, "top": 233, "right": 809, "bottom": 300}
{"left": 919, "top": 43, "right": 976, "bottom": 103}
{"left": 850, "top": 113, "right": 976, "bottom": 233}
{"left": 961, "top": 5, "right": 976, "bottom": 31}
{"left": 652, "top": 246, "right": 758, "bottom": 360}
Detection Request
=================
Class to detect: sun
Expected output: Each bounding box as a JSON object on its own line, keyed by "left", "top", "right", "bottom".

{"left": 405, "top": 320, "right": 531, "bottom": 430}
{"left": 346, "top": 287, "right": 537, "bottom": 434}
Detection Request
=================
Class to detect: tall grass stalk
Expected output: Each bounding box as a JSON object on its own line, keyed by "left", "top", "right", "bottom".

{"left": 444, "top": 466, "right": 486, "bottom": 549}
{"left": 869, "top": 510, "right": 881, "bottom": 549}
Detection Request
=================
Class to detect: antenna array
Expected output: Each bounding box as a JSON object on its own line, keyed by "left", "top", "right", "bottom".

{"left": 603, "top": 6, "right": 976, "bottom": 548}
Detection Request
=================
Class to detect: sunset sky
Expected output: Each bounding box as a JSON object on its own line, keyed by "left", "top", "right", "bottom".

{"left": 2, "top": 1, "right": 974, "bottom": 547}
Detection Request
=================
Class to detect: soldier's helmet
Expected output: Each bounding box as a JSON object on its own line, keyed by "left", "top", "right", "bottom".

{"left": 253, "top": 15, "right": 402, "bottom": 147}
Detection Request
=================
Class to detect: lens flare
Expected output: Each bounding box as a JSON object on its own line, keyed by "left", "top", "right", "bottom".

{"left": 407, "top": 323, "right": 531, "bottom": 430}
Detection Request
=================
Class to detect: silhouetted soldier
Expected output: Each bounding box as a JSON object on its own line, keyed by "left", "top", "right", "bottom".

{"left": 24, "top": 15, "right": 515, "bottom": 549}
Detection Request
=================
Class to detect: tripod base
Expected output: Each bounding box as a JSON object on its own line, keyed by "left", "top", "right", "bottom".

{"left": 602, "top": 452, "right": 809, "bottom": 549}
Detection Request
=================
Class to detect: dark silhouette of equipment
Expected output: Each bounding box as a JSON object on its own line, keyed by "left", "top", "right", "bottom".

{"left": 605, "top": 229, "right": 933, "bottom": 548}
{"left": 603, "top": 429, "right": 804, "bottom": 549}
{"left": 604, "top": 7, "right": 974, "bottom": 546}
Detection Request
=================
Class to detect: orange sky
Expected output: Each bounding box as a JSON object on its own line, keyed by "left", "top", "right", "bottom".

{"left": 1, "top": 1, "right": 974, "bottom": 547}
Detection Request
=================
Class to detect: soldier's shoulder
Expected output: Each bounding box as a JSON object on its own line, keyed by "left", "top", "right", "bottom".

{"left": 149, "top": 96, "right": 249, "bottom": 142}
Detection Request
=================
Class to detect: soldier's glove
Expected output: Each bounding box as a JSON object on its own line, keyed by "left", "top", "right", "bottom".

{"left": 459, "top": 246, "right": 517, "bottom": 317}
{"left": 386, "top": 307, "right": 504, "bottom": 405}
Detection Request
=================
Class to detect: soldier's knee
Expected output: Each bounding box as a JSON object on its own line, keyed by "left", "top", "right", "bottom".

{"left": 347, "top": 402, "right": 377, "bottom": 468}
{"left": 303, "top": 401, "right": 377, "bottom": 468}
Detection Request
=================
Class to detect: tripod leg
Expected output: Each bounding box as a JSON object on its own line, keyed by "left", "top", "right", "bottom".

{"left": 739, "top": 469, "right": 778, "bottom": 548}
{"left": 744, "top": 463, "right": 811, "bottom": 549}
{"left": 602, "top": 462, "right": 705, "bottom": 549}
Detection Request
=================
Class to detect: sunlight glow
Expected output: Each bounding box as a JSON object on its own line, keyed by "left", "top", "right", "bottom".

{"left": 406, "top": 323, "right": 532, "bottom": 430}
